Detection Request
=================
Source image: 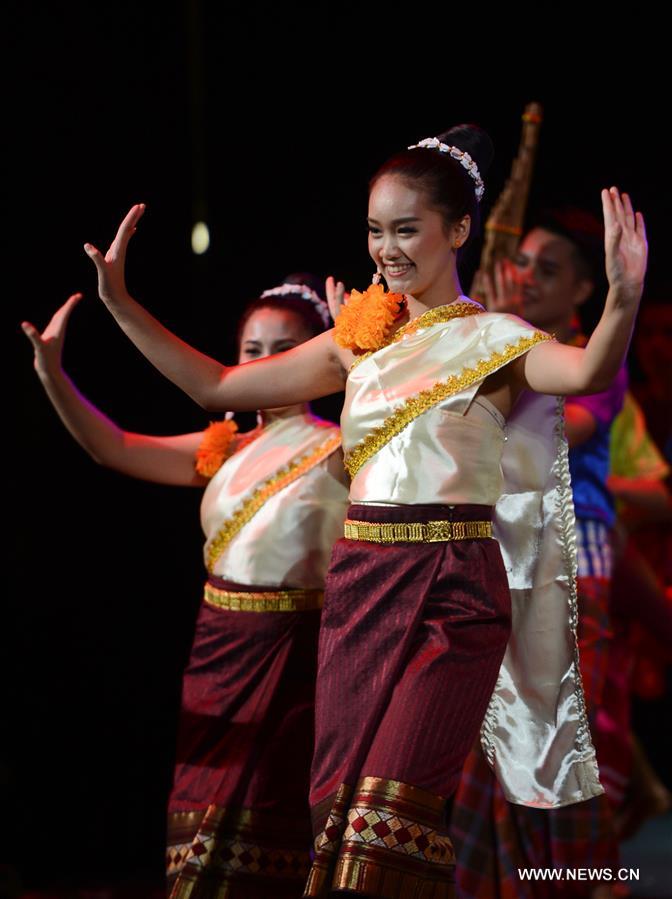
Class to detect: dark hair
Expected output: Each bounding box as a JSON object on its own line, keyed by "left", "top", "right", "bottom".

{"left": 369, "top": 125, "right": 495, "bottom": 254}
{"left": 530, "top": 207, "right": 604, "bottom": 284}
{"left": 236, "top": 272, "right": 328, "bottom": 348}
{"left": 529, "top": 207, "right": 606, "bottom": 333}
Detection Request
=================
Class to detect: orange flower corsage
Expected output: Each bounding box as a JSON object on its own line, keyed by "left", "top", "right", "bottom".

{"left": 195, "top": 419, "right": 239, "bottom": 478}
{"left": 333, "top": 283, "right": 406, "bottom": 352}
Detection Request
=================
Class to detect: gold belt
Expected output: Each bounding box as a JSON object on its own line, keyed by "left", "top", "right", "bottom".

{"left": 204, "top": 583, "right": 323, "bottom": 612}
{"left": 343, "top": 518, "right": 492, "bottom": 544}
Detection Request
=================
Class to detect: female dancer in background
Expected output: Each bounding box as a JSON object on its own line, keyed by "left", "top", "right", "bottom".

{"left": 71, "top": 123, "right": 647, "bottom": 897}
{"left": 22, "top": 280, "right": 349, "bottom": 898}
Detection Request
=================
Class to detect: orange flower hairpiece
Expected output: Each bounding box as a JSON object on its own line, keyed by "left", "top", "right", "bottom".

{"left": 195, "top": 419, "right": 239, "bottom": 478}
{"left": 333, "top": 283, "right": 406, "bottom": 352}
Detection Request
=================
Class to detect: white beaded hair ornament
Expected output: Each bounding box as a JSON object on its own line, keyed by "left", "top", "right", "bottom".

{"left": 407, "top": 137, "right": 485, "bottom": 202}
{"left": 260, "top": 283, "right": 331, "bottom": 328}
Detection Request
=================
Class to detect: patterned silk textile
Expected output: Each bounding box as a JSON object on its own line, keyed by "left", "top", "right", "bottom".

{"left": 306, "top": 503, "right": 511, "bottom": 899}
{"left": 305, "top": 300, "right": 604, "bottom": 897}
{"left": 167, "top": 412, "right": 349, "bottom": 898}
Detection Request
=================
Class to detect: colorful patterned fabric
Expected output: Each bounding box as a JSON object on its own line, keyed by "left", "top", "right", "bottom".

{"left": 575, "top": 518, "right": 613, "bottom": 579}
{"left": 451, "top": 748, "right": 618, "bottom": 899}
{"left": 565, "top": 331, "right": 627, "bottom": 527}
{"left": 610, "top": 390, "right": 670, "bottom": 482}
{"left": 305, "top": 502, "right": 512, "bottom": 897}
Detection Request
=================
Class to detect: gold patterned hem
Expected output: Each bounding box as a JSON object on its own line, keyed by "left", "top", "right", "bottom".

{"left": 349, "top": 301, "right": 483, "bottom": 371}
{"left": 167, "top": 804, "right": 312, "bottom": 896}
{"left": 305, "top": 777, "right": 455, "bottom": 898}
{"left": 206, "top": 431, "right": 341, "bottom": 572}
{"left": 344, "top": 330, "right": 553, "bottom": 478}
{"left": 203, "top": 583, "right": 324, "bottom": 612}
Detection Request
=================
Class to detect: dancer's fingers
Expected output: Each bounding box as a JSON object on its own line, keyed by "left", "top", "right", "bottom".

{"left": 60, "top": 292, "right": 84, "bottom": 319}
{"left": 21, "top": 321, "right": 41, "bottom": 349}
{"left": 84, "top": 242, "right": 105, "bottom": 270}
{"left": 622, "top": 192, "right": 636, "bottom": 230}
{"left": 601, "top": 189, "right": 617, "bottom": 232}
{"left": 108, "top": 203, "right": 145, "bottom": 260}
{"left": 326, "top": 275, "right": 345, "bottom": 319}
{"left": 47, "top": 293, "right": 84, "bottom": 337}
{"left": 609, "top": 186, "right": 627, "bottom": 227}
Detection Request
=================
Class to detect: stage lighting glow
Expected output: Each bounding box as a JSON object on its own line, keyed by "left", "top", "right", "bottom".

{"left": 191, "top": 221, "right": 210, "bottom": 254}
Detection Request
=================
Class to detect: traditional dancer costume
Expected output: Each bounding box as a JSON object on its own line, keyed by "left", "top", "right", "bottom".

{"left": 304, "top": 300, "right": 604, "bottom": 898}
{"left": 167, "top": 409, "right": 349, "bottom": 898}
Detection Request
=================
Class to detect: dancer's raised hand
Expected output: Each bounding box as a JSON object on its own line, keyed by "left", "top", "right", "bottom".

{"left": 84, "top": 204, "right": 145, "bottom": 304}
{"left": 326, "top": 275, "right": 348, "bottom": 321}
{"left": 21, "top": 293, "right": 84, "bottom": 378}
{"left": 471, "top": 259, "right": 524, "bottom": 315}
{"left": 602, "top": 187, "right": 648, "bottom": 302}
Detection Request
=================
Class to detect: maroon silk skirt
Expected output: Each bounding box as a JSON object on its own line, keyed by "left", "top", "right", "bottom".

{"left": 305, "top": 503, "right": 512, "bottom": 899}
{"left": 167, "top": 575, "right": 322, "bottom": 898}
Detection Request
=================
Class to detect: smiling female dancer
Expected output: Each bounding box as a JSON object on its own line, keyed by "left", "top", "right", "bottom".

{"left": 76, "top": 124, "right": 647, "bottom": 897}
{"left": 22, "top": 279, "right": 349, "bottom": 898}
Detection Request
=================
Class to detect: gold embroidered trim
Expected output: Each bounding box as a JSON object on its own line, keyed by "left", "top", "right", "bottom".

{"left": 551, "top": 394, "right": 592, "bottom": 754}
{"left": 354, "top": 775, "right": 447, "bottom": 816}
{"left": 344, "top": 518, "right": 492, "bottom": 543}
{"left": 306, "top": 778, "right": 454, "bottom": 898}
{"left": 344, "top": 331, "right": 552, "bottom": 478}
{"left": 203, "top": 583, "right": 324, "bottom": 612}
{"left": 167, "top": 803, "right": 311, "bottom": 889}
{"left": 349, "top": 301, "right": 483, "bottom": 371}
{"left": 206, "top": 431, "right": 341, "bottom": 572}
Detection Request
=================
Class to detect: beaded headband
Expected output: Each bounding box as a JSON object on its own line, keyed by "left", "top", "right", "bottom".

{"left": 407, "top": 137, "right": 485, "bottom": 202}
{"left": 259, "top": 283, "right": 331, "bottom": 328}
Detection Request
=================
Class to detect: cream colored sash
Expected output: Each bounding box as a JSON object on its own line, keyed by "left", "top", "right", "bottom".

{"left": 202, "top": 415, "right": 341, "bottom": 574}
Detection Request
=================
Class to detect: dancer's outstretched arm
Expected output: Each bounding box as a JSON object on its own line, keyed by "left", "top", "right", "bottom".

{"left": 84, "top": 206, "right": 347, "bottom": 412}
{"left": 510, "top": 187, "right": 648, "bottom": 396}
{"left": 22, "top": 294, "right": 207, "bottom": 486}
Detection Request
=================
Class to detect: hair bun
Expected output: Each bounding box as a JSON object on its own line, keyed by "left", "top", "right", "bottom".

{"left": 437, "top": 124, "right": 494, "bottom": 180}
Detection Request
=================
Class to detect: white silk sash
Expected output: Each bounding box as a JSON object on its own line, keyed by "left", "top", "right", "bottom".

{"left": 200, "top": 412, "right": 349, "bottom": 588}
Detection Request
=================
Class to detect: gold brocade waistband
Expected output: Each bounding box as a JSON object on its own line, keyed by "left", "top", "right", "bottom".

{"left": 203, "top": 582, "right": 324, "bottom": 612}
{"left": 343, "top": 518, "right": 493, "bottom": 544}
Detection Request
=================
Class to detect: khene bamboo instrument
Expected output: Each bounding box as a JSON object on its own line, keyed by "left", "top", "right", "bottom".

{"left": 471, "top": 102, "right": 543, "bottom": 298}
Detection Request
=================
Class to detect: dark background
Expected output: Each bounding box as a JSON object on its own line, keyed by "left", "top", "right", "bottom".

{"left": 8, "top": 3, "right": 671, "bottom": 891}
